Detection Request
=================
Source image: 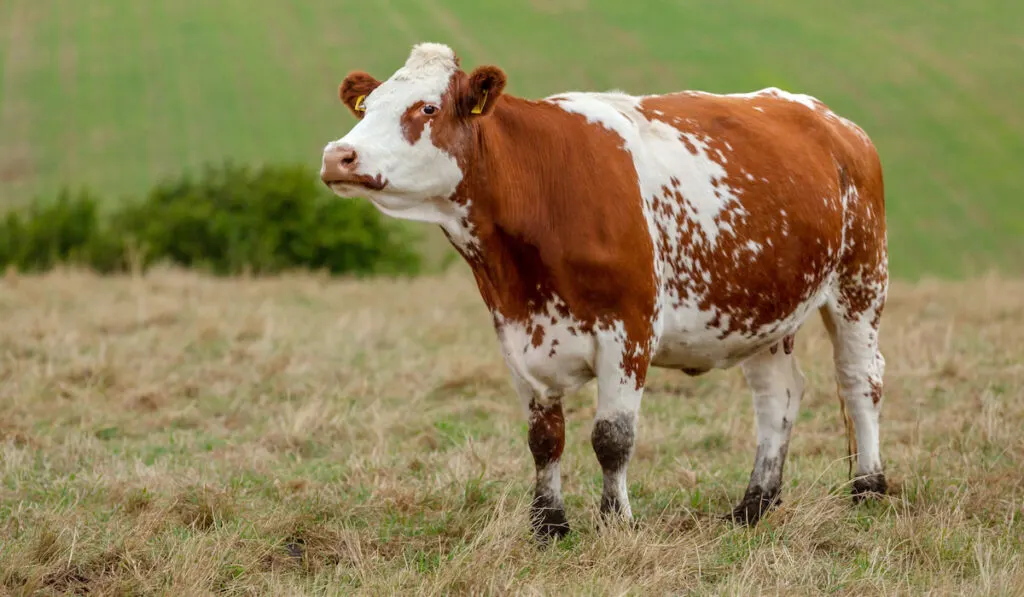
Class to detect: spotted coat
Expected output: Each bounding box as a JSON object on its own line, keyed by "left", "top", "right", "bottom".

{"left": 321, "top": 43, "right": 890, "bottom": 538}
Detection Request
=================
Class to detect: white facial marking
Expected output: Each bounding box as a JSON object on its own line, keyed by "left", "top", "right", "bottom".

{"left": 326, "top": 43, "right": 465, "bottom": 220}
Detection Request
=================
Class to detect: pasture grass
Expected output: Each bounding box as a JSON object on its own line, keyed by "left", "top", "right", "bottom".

{"left": 1, "top": 0, "right": 1023, "bottom": 278}
{"left": 1, "top": 266, "right": 1023, "bottom": 594}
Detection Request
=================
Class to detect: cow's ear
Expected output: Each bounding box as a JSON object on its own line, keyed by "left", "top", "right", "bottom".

{"left": 339, "top": 71, "right": 381, "bottom": 119}
{"left": 464, "top": 66, "right": 506, "bottom": 117}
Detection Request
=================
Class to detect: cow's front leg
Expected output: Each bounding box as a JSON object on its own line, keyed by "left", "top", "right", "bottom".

{"left": 512, "top": 376, "right": 570, "bottom": 540}
{"left": 528, "top": 398, "right": 570, "bottom": 539}
{"left": 591, "top": 331, "right": 649, "bottom": 522}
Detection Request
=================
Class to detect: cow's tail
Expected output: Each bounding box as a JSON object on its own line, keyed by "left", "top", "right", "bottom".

{"left": 836, "top": 383, "right": 856, "bottom": 480}
{"left": 820, "top": 305, "right": 857, "bottom": 481}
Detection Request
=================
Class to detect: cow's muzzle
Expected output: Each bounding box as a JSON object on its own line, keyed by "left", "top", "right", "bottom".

{"left": 321, "top": 145, "right": 388, "bottom": 191}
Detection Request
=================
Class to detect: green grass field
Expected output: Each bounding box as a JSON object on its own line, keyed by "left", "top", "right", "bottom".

{"left": 1, "top": 1, "right": 1022, "bottom": 278}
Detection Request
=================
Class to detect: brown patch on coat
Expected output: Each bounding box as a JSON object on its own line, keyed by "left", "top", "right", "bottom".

{"left": 782, "top": 334, "right": 794, "bottom": 355}
{"left": 869, "top": 378, "right": 883, "bottom": 405}
{"left": 399, "top": 101, "right": 430, "bottom": 144}
{"left": 548, "top": 338, "right": 560, "bottom": 357}
{"left": 530, "top": 324, "right": 546, "bottom": 348}
{"left": 528, "top": 401, "right": 565, "bottom": 468}
{"left": 636, "top": 92, "right": 884, "bottom": 342}
{"left": 423, "top": 76, "right": 657, "bottom": 389}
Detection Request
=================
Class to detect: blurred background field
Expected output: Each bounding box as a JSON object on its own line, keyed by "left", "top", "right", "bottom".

{"left": 1, "top": 0, "right": 1022, "bottom": 278}
{"left": 2, "top": 2, "right": 1024, "bottom": 594}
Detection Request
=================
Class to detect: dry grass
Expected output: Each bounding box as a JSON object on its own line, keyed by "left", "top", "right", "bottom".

{"left": 1, "top": 266, "right": 1023, "bottom": 595}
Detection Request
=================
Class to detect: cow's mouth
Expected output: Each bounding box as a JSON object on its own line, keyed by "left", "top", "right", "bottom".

{"left": 326, "top": 173, "right": 388, "bottom": 192}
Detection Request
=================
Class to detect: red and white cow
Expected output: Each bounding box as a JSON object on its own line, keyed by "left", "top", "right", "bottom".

{"left": 320, "top": 43, "right": 889, "bottom": 540}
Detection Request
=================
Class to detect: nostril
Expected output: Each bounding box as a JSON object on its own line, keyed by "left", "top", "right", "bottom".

{"left": 340, "top": 152, "right": 356, "bottom": 166}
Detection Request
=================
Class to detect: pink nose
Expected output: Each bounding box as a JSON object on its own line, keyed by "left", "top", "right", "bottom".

{"left": 321, "top": 144, "right": 359, "bottom": 184}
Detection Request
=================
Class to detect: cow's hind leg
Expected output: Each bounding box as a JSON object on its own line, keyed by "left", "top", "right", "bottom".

{"left": 821, "top": 291, "right": 888, "bottom": 502}
{"left": 730, "top": 337, "right": 805, "bottom": 525}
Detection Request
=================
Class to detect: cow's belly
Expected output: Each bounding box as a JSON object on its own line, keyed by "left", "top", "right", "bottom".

{"left": 651, "top": 280, "right": 833, "bottom": 371}
{"left": 494, "top": 316, "right": 596, "bottom": 402}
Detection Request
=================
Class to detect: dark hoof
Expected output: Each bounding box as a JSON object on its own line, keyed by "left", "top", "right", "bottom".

{"left": 599, "top": 494, "right": 626, "bottom": 517}
{"left": 726, "top": 486, "right": 780, "bottom": 526}
{"left": 595, "top": 505, "right": 640, "bottom": 532}
{"left": 852, "top": 472, "right": 887, "bottom": 503}
{"left": 531, "top": 495, "right": 570, "bottom": 541}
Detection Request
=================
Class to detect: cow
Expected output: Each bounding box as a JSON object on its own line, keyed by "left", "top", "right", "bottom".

{"left": 319, "top": 42, "right": 889, "bottom": 541}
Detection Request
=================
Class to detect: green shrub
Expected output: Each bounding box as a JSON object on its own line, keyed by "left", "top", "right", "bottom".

{"left": 0, "top": 162, "right": 423, "bottom": 276}
{"left": 0, "top": 188, "right": 120, "bottom": 273}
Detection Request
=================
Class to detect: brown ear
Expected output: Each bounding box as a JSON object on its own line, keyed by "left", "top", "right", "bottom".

{"left": 464, "top": 66, "right": 506, "bottom": 116}
{"left": 339, "top": 71, "right": 382, "bottom": 118}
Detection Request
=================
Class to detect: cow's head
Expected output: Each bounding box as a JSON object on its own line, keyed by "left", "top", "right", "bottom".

{"left": 320, "top": 43, "right": 505, "bottom": 222}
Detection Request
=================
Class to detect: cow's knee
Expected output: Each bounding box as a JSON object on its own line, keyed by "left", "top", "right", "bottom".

{"left": 591, "top": 411, "right": 636, "bottom": 516}
{"left": 592, "top": 413, "right": 634, "bottom": 472}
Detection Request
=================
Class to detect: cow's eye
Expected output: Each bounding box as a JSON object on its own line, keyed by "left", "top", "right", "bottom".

{"left": 422, "top": 104, "right": 439, "bottom": 116}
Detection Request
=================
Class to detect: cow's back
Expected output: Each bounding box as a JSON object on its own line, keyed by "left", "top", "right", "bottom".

{"left": 619, "top": 88, "right": 884, "bottom": 369}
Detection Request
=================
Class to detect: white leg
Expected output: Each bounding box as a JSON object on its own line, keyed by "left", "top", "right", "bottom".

{"left": 822, "top": 299, "right": 888, "bottom": 499}
{"left": 591, "top": 327, "right": 649, "bottom": 521}
{"left": 731, "top": 337, "right": 805, "bottom": 524}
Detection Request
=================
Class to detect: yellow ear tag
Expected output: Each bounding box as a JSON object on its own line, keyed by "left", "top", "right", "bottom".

{"left": 471, "top": 90, "right": 488, "bottom": 115}
{"left": 354, "top": 95, "right": 367, "bottom": 112}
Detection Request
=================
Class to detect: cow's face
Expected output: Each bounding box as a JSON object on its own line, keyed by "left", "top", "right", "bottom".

{"left": 321, "top": 43, "right": 505, "bottom": 223}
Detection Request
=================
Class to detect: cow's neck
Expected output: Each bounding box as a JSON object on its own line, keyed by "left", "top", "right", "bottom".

{"left": 443, "top": 95, "right": 579, "bottom": 324}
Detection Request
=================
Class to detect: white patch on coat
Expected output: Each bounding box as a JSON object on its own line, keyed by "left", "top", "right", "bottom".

{"left": 836, "top": 114, "right": 873, "bottom": 144}
{"left": 494, "top": 298, "right": 596, "bottom": 406}
{"left": 438, "top": 199, "right": 479, "bottom": 255}
{"left": 535, "top": 461, "right": 563, "bottom": 503}
{"left": 727, "top": 87, "right": 822, "bottom": 111}
{"left": 547, "top": 92, "right": 741, "bottom": 248}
